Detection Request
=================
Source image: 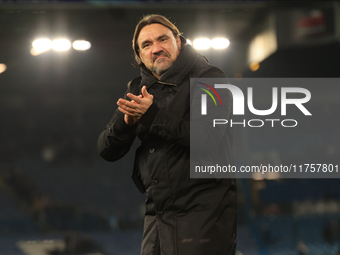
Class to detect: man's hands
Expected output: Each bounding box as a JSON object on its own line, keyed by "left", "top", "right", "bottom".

{"left": 117, "top": 86, "right": 154, "bottom": 125}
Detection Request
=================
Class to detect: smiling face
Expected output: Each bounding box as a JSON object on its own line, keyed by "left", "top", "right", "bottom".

{"left": 137, "top": 23, "right": 181, "bottom": 78}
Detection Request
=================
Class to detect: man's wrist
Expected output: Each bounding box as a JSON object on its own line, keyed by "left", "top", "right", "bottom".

{"left": 114, "top": 117, "right": 137, "bottom": 135}
{"left": 138, "top": 103, "right": 159, "bottom": 128}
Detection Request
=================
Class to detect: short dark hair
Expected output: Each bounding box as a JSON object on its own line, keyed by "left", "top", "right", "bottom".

{"left": 132, "top": 14, "right": 181, "bottom": 66}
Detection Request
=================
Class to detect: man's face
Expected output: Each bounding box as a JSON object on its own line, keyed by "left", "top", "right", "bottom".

{"left": 138, "top": 23, "right": 181, "bottom": 78}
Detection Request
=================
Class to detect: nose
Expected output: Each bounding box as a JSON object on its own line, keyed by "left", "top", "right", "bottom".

{"left": 151, "top": 41, "right": 163, "bottom": 54}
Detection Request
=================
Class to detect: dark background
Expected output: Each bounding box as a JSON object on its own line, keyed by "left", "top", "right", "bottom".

{"left": 0, "top": 1, "right": 340, "bottom": 255}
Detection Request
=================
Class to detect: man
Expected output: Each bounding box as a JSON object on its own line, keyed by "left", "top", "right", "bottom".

{"left": 98, "top": 14, "right": 236, "bottom": 255}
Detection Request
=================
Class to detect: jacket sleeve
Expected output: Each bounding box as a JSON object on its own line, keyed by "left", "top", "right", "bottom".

{"left": 97, "top": 87, "right": 138, "bottom": 162}
{"left": 138, "top": 67, "right": 232, "bottom": 151}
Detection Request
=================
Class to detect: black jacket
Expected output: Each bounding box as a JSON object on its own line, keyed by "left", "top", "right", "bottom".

{"left": 98, "top": 41, "right": 237, "bottom": 255}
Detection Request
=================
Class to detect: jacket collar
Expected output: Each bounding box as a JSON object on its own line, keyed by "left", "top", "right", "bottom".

{"left": 140, "top": 37, "right": 205, "bottom": 89}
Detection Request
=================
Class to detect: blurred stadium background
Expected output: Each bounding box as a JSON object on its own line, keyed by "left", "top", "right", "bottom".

{"left": 0, "top": 0, "right": 340, "bottom": 255}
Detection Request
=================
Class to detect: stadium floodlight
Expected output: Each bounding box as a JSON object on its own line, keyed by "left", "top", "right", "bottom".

{"left": 211, "top": 38, "right": 230, "bottom": 49}
{"left": 0, "top": 63, "right": 7, "bottom": 74}
{"left": 73, "top": 40, "right": 91, "bottom": 51}
{"left": 52, "top": 39, "right": 71, "bottom": 51}
{"left": 193, "top": 38, "right": 211, "bottom": 50}
{"left": 32, "top": 38, "right": 52, "bottom": 53}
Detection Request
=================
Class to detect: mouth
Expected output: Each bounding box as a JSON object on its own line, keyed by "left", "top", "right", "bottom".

{"left": 154, "top": 56, "right": 167, "bottom": 62}
{"left": 153, "top": 53, "right": 170, "bottom": 63}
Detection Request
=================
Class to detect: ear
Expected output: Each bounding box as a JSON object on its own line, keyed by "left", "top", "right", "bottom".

{"left": 176, "top": 35, "right": 182, "bottom": 50}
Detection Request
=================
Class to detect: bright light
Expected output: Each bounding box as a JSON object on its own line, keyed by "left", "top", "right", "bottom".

{"left": 32, "top": 38, "right": 52, "bottom": 53}
{"left": 30, "top": 48, "right": 44, "bottom": 56}
{"left": 211, "top": 38, "right": 230, "bottom": 49}
{"left": 252, "top": 172, "right": 264, "bottom": 180}
{"left": 0, "top": 63, "right": 7, "bottom": 74}
{"left": 186, "top": 39, "right": 192, "bottom": 46}
{"left": 52, "top": 39, "right": 71, "bottom": 51}
{"left": 73, "top": 40, "right": 91, "bottom": 51}
{"left": 250, "top": 62, "right": 260, "bottom": 72}
{"left": 193, "top": 38, "right": 211, "bottom": 50}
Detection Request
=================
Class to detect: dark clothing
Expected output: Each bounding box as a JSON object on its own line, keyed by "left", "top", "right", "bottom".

{"left": 98, "top": 40, "right": 237, "bottom": 255}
